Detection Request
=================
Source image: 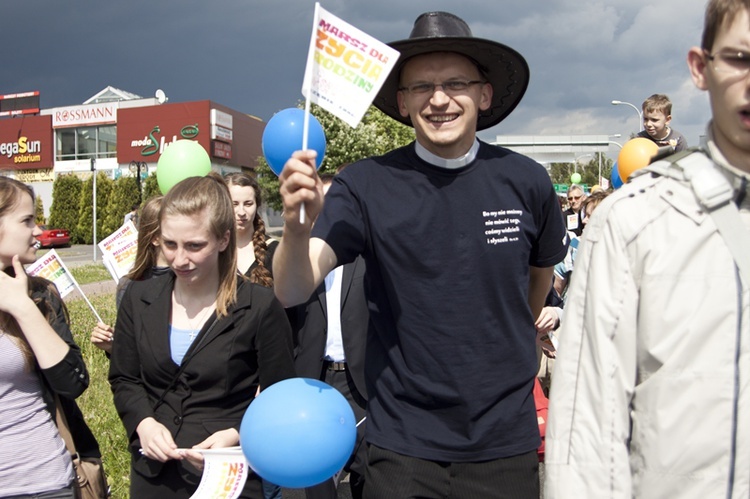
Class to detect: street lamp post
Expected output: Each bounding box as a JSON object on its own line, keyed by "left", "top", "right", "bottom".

{"left": 605, "top": 135, "right": 623, "bottom": 185}
{"left": 611, "top": 100, "right": 644, "bottom": 131}
{"left": 574, "top": 153, "right": 593, "bottom": 173}
{"left": 129, "top": 161, "right": 146, "bottom": 204}
{"left": 91, "top": 158, "right": 97, "bottom": 262}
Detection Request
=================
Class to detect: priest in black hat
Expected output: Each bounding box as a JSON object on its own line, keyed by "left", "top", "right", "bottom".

{"left": 274, "top": 11, "right": 567, "bottom": 498}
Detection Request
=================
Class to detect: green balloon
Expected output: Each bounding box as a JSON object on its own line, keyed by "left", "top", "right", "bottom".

{"left": 157, "top": 140, "right": 212, "bottom": 194}
{"left": 570, "top": 172, "right": 582, "bottom": 184}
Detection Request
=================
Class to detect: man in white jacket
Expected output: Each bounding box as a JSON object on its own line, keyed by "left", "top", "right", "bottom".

{"left": 545, "top": 0, "right": 750, "bottom": 497}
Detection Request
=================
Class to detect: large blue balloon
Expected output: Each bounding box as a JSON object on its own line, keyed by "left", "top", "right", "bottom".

{"left": 262, "top": 108, "right": 326, "bottom": 176}
{"left": 240, "top": 378, "right": 356, "bottom": 488}
{"left": 611, "top": 162, "right": 624, "bottom": 189}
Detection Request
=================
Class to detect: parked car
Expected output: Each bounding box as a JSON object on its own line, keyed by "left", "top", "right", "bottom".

{"left": 37, "top": 225, "right": 71, "bottom": 248}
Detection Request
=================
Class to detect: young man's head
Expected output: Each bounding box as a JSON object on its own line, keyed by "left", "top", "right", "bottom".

{"left": 581, "top": 190, "right": 610, "bottom": 226}
{"left": 374, "top": 12, "right": 529, "bottom": 159}
{"left": 688, "top": 0, "right": 750, "bottom": 172}
{"left": 641, "top": 94, "right": 673, "bottom": 140}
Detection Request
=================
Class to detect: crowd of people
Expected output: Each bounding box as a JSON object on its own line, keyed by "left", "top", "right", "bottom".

{"left": 3, "top": 0, "right": 750, "bottom": 497}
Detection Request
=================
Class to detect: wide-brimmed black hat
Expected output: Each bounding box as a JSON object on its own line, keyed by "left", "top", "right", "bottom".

{"left": 373, "top": 12, "right": 530, "bottom": 131}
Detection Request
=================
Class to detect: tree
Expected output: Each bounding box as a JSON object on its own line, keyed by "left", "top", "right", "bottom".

{"left": 257, "top": 103, "right": 415, "bottom": 211}
{"left": 77, "top": 172, "right": 114, "bottom": 244}
{"left": 34, "top": 196, "right": 45, "bottom": 225}
{"left": 142, "top": 172, "right": 161, "bottom": 204}
{"left": 49, "top": 174, "right": 82, "bottom": 242}
{"left": 103, "top": 177, "right": 140, "bottom": 235}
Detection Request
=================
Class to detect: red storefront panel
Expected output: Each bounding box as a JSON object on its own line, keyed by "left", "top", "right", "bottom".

{"left": 117, "top": 101, "right": 212, "bottom": 163}
{"left": 0, "top": 115, "right": 53, "bottom": 170}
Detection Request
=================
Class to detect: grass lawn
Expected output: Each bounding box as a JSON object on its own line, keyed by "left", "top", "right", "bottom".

{"left": 68, "top": 264, "right": 113, "bottom": 285}
{"left": 66, "top": 293, "right": 131, "bottom": 498}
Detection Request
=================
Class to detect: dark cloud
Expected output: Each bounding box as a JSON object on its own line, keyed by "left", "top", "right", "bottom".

{"left": 3, "top": 0, "right": 710, "bottom": 150}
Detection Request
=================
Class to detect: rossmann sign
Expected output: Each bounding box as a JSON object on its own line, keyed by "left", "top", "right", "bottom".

{"left": 0, "top": 115, "right": 53, "bottom": 170}
{"left": 49, "top": 103, "right": 118, "bottom": 127}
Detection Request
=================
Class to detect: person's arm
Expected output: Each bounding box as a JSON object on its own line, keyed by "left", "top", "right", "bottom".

{"left": 535, "top": 306, "right": 560, "bottom": 334}
{"left": 273, "top": 150, "right": 337, "bottom": 306}
{"left": 528, "top": 266, "right": 554, "bottom": 320}
{"left": 256, "top": 293, "right": 297, "bottom": 390}
{"left": 109, "top": 281, "right": 180, "bottom": 462}
{"left": 545, "top": 206, "right": 637, "bottom": 498}
{"left": 33, "top": 273, "right": 90, "bottom": 399}
{"left": 553, "top": 273, "right": 568, "bottom": 297}
{"left": 90, "top": 322, "right": 114, "bottom": 354}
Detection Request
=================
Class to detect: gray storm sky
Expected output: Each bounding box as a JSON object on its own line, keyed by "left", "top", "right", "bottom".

{"left": 3, "top": 0, "right": 710, "bottom": 158}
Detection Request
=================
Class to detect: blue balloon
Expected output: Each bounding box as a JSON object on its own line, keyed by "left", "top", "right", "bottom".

{"left": 262, "top": 108, "right": 326, "bottom": 176}
{"left": 611, "top": 162, "right": 624, "bottom": 189}
{"left": 240, "top": 378, "right": 356, "bottom": 488}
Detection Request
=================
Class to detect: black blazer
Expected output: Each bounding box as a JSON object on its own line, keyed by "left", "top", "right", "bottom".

{"left": 109, "top": 272, "right": 295, "bottom": 481}
{"left": 292, "top": 257, "right": 368, "bottom": 400}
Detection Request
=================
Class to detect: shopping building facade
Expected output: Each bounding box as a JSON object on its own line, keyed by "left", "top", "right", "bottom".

{"left": 0, "top": 86, "right": 265, "bottom": 218}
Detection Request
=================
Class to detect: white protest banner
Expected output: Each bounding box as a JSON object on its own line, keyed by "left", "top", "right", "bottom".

{"left": 27, "top": 249, "right": 102, "bottom": 322}
{"left": 301, "top": 3, "right": 400, "bottom": 128}
{"left": 186, "top": 447, "right": 249, "bottom": 499}
{"left": 97, "top": 220, "right": 138, "bottom": 283}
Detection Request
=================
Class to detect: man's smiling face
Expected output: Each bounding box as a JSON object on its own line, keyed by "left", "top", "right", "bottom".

{"left": 397, "top": 52, "right": 492, "bottom": 159}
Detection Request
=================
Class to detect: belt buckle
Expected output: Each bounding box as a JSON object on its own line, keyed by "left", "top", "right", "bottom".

{"left": 327, "top": 361, "right": 346, "bottom": 371}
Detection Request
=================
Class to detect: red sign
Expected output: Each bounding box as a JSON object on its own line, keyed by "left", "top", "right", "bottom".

{"left": 212, "top": 141, "right": 232, "bottom": 160}
{"left": 116, "top": 101, "right": 211, "bottom": 162}
{"left": 0, "top": 114, "right": 53, "bottom": 169}
{"left": 117, "top": 100, "right": 263, "bottom": 169}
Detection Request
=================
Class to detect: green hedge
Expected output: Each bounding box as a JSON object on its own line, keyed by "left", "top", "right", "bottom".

{"left": 47, "top": 173, "right": 160, "bottom": 242}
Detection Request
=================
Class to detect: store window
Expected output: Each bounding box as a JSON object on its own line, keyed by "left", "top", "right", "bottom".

{"left": 98, "top": 126, "right": 116, "bottom": 158}
{"left": 56, "top": 125, "right": 118, "bottom": 161}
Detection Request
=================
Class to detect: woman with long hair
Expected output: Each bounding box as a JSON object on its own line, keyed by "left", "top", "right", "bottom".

{"left": 224, "top": 173, "right": 284, "bottom": 499}
{"left": 90, "top": 195, "right": 169, "bottom": 354}
{"left": 224, "top": 173, "right": 276, "bottom": 285}
{"left": 0, "top": 177, "right": 92, "bottom": 498}
{"left": 109, "top": 173, "right": 295, "bottom": 498}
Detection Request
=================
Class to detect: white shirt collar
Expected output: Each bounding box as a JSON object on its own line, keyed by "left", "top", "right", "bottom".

{"left": 704, "top": 123, "right": 750, "bottom": 191}
{"left": 415, "top": 139, "right": 480, "bottom": 169}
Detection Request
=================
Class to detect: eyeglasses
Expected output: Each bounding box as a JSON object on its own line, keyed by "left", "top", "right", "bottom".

{"left": 705, "top": 50, "right": 750, "bottom": 78}
{"left": 398, "top": 80, "right": 486, "bottom": 95}
{"left": 568, "top": 195, "right": 582, "bottom": 201}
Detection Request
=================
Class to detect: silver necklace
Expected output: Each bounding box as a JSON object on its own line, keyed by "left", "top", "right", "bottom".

{"left": 176, "top": 288, "right": 215, "bottom": 341}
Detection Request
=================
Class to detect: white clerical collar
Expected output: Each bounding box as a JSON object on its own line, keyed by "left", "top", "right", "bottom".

{"left": 415, "top": 139, "right": 480, "bottom": 169}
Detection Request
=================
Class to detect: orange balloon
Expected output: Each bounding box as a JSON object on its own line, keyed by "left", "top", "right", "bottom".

{"left": 617, "top": 138, "right": 659, "bottom": 181}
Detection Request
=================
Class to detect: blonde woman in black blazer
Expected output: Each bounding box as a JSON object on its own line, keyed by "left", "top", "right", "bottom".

{"left": 109, "top": 174, "right": 295, "bottom": 498}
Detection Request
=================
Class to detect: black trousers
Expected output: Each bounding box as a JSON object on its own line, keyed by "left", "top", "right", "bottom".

{"left": 304, "top": 366, "right": 367, "bottom": 499}
{"left": 363, "top": 444, "right": 539, "bottom": 499}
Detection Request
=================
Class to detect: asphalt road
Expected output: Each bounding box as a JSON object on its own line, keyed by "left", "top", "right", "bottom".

{"left": 44, "top": 244, "right": 104, "bottom": 267}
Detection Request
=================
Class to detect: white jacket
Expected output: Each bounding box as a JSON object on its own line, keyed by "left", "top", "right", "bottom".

{"left": 545, "top": 143, "right": 750, "bottom": 498}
